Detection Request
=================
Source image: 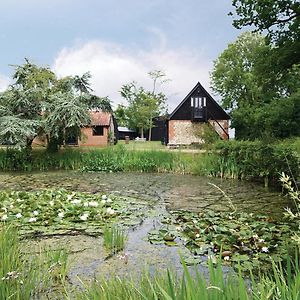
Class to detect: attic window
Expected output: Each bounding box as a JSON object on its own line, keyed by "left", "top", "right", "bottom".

{"left": 92, "top": 126, "right": 104, "bottom": 136}
{"left": 191, "top": 97, "right": 206, "bottom": 108}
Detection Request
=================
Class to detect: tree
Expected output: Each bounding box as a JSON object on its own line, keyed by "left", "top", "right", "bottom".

{"left": 114, "top": 104, "right": 128, "bottom": 127}
{"left": 231, "top": 0, "right": 300, "bottom": 69}
{"left": 211, "top": 32, "right": 300, "bottom": 140}
{"left": 0, "top": 59, "right": 111, "bottom": 151}
{"left": 120, "top": 82, "right": 166, "bottom": 140}
{"left": 211, "top": 32, "right": 275, "bottom": 109}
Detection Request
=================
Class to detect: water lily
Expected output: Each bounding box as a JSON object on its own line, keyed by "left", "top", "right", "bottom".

{"left": 83, "top": 202, "right": 89, "bottom": 207}
{"left": 16, "top": 213, "right": 22, "bottom": 219}
{"left": 58, "top": 212, "right": 64, "bottom": 218}
{"left": 102, "top": 195, "right": 108, "bottom": 200}
{"left": 88, "top": 201, "right": 99, "bottom": 207}
{"left": 33, "top": 210, "right": 39, "bottom": 216}
{"left": 107, "top": 198, "right": 112, "bottom": 203}
{"left": 49, "top": 200, "right": 54, "bottom": 206}
{"left": 71, "top": 199, "right": 81, "bottom": 205}
{"left": 106, "top": 207, "right": 115, "bottom": 215}
{"left": 79, "top": 214, "right": 88, "bottom": 221}
{"left": 67, "top": 194, "right": 73, "bottom": 201}
{"left": 261, "top": 246, "right": 269, "bottom": 253}
{"left": 28, "top": 217, "right": 37, "bottom": 223}
{"left": 9, "top": 204, "right": 14, "bottom": 209}
{"left": 2, "top": 207, "right": 7, "bottom": 213}
{"left": 101, "top": 199, "right": 106, "bottom": 204}
{"left": 195, "top": 233, "right": 200, "bottom": 238}
{"left": 224, "top": 256, "right": 230, "bottom": 261}
{"left": 258, "top": 238, "right": 265, "bottom": 243}
{"left": 2, "top": 214, "right": 8, "bottom": 221}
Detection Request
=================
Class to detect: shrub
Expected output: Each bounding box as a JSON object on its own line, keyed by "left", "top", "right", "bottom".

{"left": 213, "top": 140, "right": 299, "bottom": 184}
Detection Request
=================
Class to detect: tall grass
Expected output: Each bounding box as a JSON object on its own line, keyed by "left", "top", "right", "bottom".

{"left": 103, "top": 224, "right": 127, "bottom": 255}
{"left": 0, "top": 225, "right": 62, "bottom": 299}
{"left": 74, "top": 250, "right": 300, "bottom": 300}
{"left": 75, "top": 257, "right": 249, "bottom": 300}
{"left": 0, "top": 141, "right": 298, "bottom": 186}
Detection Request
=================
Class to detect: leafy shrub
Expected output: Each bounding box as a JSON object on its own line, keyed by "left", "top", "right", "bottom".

{"left": 213, "top": 140, "right": 299, "bottom": 184}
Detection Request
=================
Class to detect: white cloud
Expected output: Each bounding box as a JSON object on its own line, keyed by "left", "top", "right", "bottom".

{"left": 0, "top": 75, "right": 10, "bottom": 92}
{"left": 53, "top": 40, "right": 213, "bottom": 112}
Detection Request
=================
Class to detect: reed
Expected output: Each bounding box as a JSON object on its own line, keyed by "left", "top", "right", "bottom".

{"left": 0, "top": 225, "right": 53, "bottom": 299}
{"left": 103, "top": 224, "right": 127, "bottom": 255}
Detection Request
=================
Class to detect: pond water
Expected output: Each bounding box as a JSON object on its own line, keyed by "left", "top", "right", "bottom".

{"left": 0, "top": 171, "right": 291, "bottom": 286}
{"left": 0, "top": 171, "right": 289, "bottom": 216}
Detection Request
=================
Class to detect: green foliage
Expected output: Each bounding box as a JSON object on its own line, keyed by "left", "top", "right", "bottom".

{"left": 0, "top": 60, "right": 111, "bottom": 151}
{"left": 211, "top": 32, "right": 272, "bottom": 110}
{"left": 213, "top": 140, "right": 299, "bottom": 183}
{"left": 0, "top": 225, "right": 63, "bottom": 299}
{"left": 211, "top": 31, "right": 300, "bottom": 140}
{"left": 159, "top": 209, "right": 297, "bottom": 273}
{"left": 76, "top": 257, "right": 249, "bottom": 300}
{"left": 120, "top": 82, "right": 166, "bottom": 139}
{"left": 231, "top": 0, "right": 300, "bottom": 64}
{"left": 103, "top": 224, "right": 127, "bottom": 254}
{"left": 75, "top": 248, "right": 300, "bottom": 300}
{"left": 114, "top": 104, "right": 129, "bottom": 127}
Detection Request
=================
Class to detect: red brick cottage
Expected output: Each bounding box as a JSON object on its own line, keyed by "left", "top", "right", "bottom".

{"left": 33, "top": 111, "right": 116, "bottom": 147}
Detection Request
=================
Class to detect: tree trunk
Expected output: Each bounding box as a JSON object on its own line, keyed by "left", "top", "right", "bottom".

{"left": 149, "top": 124, "right": 152, "bottom": 141}
{"left": 141, "top": 127, "right": 144, "bottom": 139}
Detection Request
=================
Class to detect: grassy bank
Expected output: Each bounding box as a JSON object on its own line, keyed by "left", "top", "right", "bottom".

{"left": 1, "top": 223, "right": 299, "bottom": 299}
{"left": 0, "top": 140, "right": 298, "bottom": 185}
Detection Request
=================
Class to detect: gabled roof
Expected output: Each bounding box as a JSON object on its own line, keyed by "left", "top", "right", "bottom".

{"left": 169, "top": 82, "right": 230, "bottom": 120}
{"left": 90, "top": 111, "right": 111, "bottom": 126}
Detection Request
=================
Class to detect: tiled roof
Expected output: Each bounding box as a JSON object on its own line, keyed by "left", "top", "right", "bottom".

{"left": 90, "top": 111, "right": 111, "bottom": 126}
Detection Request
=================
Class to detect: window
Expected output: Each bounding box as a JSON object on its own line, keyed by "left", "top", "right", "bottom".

{"left": 191, "top": 97, "right": 206, "bottom": 108}
{"left": 92, "top": 126, "right": 104, "bottom": 136}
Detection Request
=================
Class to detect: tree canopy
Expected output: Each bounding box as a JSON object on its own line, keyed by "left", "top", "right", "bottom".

{"left": 0, "top": 60, "right": 111, "bottom": 150}
{"left": 119, "top": 71, "right": 168, "bottom": 140}
{"left": 231, "top": 0, "right": 300, "bottom": 69}
{"left": 120, "top": 82, "right": 166, "bottom": 139}
{"left": 211, "top": 31, "right": 300, "bottom": 140}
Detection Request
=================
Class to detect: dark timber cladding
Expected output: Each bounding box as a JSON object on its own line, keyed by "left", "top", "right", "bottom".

{"left": 169, "top": 82, "right": 230, "bottom": 121}
{"left": 167, "top": 82, "right": 230, "bottom": 145}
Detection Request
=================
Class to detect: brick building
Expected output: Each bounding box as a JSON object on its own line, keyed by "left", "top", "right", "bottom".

{"left": 152, "top": 82, "right": 230, "bottom": 145}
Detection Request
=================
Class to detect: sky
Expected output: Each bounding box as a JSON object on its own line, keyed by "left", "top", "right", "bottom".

{"left": 0, "top": 0, "right": 242, "bottom": 111}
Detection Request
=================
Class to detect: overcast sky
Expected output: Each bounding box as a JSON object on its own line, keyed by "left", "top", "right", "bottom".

{"left": 0, "top": 0, "right": 242, "bottom": 111}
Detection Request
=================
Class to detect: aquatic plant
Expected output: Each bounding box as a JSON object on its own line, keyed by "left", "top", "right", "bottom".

{"left": 44, "top": 247, "right": 69, "bottom": 283}
{"left": 0, "top": 189, "right": 151, "bottom": 236}
{"left": 75, "top": 256, "right": 249, "bottom": 300}
{"left": 103, "top": 224, "right": 127, "bottom": 255}
{"left": 0, "top": 225, "right": 58, "bottom": 299}
{"left": 148, "top": 210, "right": 297, "bottom": 273}
{"left": 214, "top": 140, "right": 299, "bottom": 184}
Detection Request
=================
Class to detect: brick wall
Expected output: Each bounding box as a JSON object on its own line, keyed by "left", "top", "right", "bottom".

{"left": 79, "top": 127, "right": 109, "bottom": 147}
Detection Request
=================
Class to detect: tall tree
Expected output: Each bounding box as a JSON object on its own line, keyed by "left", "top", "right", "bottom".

{"left": 0, "top": 59, "right": 111, "bottom": 151}
{"left": 211, "top": 31, "right": 300, "bottom": 140}
{"left": 231, "top": 0, "right": 300, "bottom": 69}
{"left": 211, "top": 32, "right": 274, "bottom": 110}
{"left": 120, "top": 82, "right": 166, "bottom": 139}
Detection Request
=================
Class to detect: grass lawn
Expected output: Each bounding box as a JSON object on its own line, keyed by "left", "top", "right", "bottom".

{"left": 117, "top": 140, "right": 166, "bottom": 151}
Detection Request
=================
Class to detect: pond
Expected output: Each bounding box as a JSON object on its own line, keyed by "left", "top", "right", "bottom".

{"left": 0, "top": 171, "right": 293, "bottom": 289}
{"left": 0, "top": 171, "right": 289, "bottom": 216}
